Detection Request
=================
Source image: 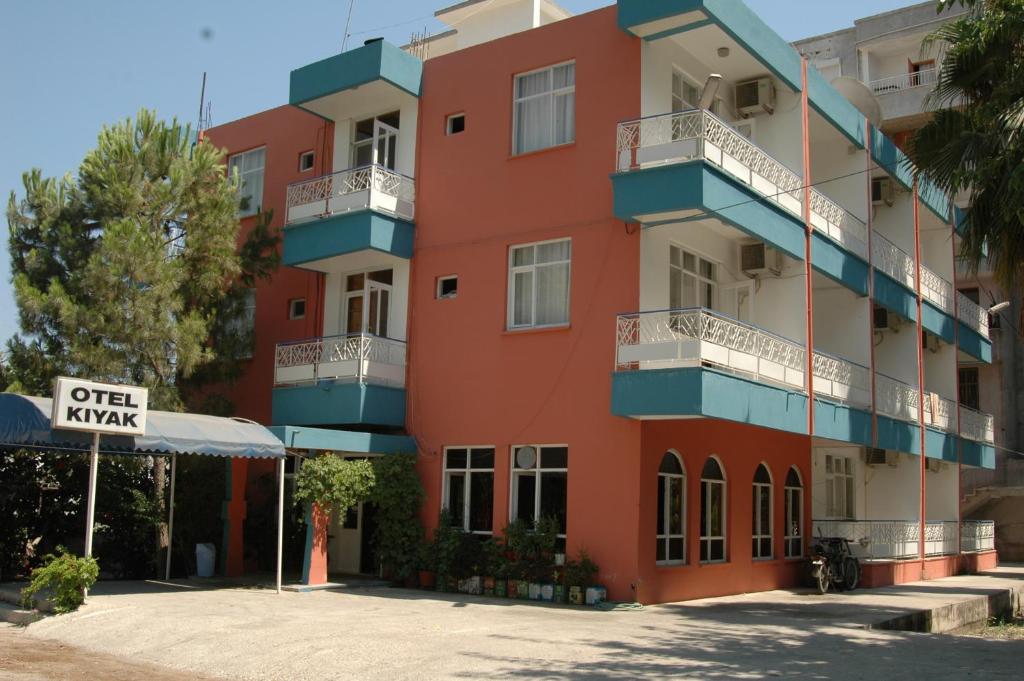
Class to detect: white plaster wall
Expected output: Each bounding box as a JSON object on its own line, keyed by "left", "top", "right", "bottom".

{"left": 452, "top": 1, "right": 536, "bottom": 50}
{"left": 871, "top": 184, "right": 915, "bottom": 255}
{"left": 640, "top": 39, "right": 737, "bottom": 121}
{"left": 332, "top": 120, "right": 352, "bottom": 173}
{"left": 925, "top": 462, "right": 958, "bottom": 521}
{"left": 862, "top": 452, "right": 920, "bottom": 520}
{"left": 920, "top": 214, "right": 954, "bottom": 282}
{"left": 752, "top": 260, "right": 807, "bottom": 343}
{"left": 811, "top": 137, "right": 870, "bottom": 224}
{"left": 813, "top": 286, "right": 870, "bottom": 365}
{"left": 873, "top": 322, "right": 919, "bottom": 387}
{"left": 322, "top": 256, "right": 410, "bottom": 341}
{"left": 752, "top": 87, "right": 804, "bottom": 177}
{"left": 923, "top": 337, "right": 956, "bottom": 399}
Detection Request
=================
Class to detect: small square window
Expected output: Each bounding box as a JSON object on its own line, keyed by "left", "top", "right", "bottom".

{"left": 437, "top": 276, "right": 458, "bottom": 299}
{"left": 299, "top": 151, "right": 315, "bottom": 172}
{"left": 289, "top": 298, "right": 306, "bottom": 320}
{"left": 446, "top": 114, "right": 465, "bottom": 135}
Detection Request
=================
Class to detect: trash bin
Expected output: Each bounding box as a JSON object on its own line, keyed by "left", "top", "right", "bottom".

{"left": 195, "top": 543, "right": 216, "bottom": 578}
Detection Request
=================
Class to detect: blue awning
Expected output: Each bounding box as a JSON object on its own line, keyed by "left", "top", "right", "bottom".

{"left": 270, "top": 425, "right": 416, "bottom": 455}
{"left": 0, "top": 393, "right": 285, "bottom": 459}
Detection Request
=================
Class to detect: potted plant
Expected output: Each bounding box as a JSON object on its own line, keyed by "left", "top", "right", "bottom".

{"left": 530, "top": 517, "right": 559, "bottom": 602}
{"left": 481, "top": 537, "right": 501, "bottom": 596}
{"left": 417, "top": 539, "right": 436, "bottom": 590}
{"left": 455, "top": 533, "right": 483, "bottom": 595}
{"left": 502, "top": 519, "right": 530, "bottom": 599}
{"left": 433, "top": 510, "right": 461, "bottom": 592}
{"left": 564, "top": 549, "right": 599, "bottom": 606}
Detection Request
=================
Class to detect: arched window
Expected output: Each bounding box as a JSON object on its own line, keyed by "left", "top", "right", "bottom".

{"left": 784, "top": 467, "right": 804, "bottom": 558}
{"left": 700, "top": 457, "right": 726, "bottom": 563}
{"left": 752, "top": 464, "right": 772, "bottom": 559}
{"left": 656, "top": 452, "right": 685, "bottom": 564}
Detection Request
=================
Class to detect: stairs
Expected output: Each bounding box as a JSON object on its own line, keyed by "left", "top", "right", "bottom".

{"left": 0, "top": 583, "right": 50, "bottom": 625}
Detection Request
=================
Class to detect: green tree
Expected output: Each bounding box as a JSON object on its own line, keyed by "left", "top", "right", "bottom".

{"left": 5, "top": 108, "right": 279, "bottom": 571}
{"left": 909, "top": 0, "right": 1024, "bottom": 289}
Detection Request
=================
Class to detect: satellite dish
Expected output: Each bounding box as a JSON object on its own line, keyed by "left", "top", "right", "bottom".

{"left": 831, "top": 76, "right": 883, "bottom": 128}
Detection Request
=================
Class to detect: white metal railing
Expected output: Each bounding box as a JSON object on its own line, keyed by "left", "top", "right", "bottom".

{"left": 923, "top": 392, "right": 958, "bottom": 433}
{"left": 812, "top": 352, "right": 871, "bottom": 409}
{"left": 924, "top": 520, "right": 960, "bottom": 557}
{"left": 274, "top": 333, "right": 407, "bottom": 388}
{"left": 615, "top": 308, "right": 806, "bottom": 391}
{"left": 869, "top": 67, "right": 940, "bottom": 95}
{"left": 874, "top": 373, "right": 920, "bottom": 423}
{"left": 920, "top": 265, "right": 954, "bottom": 314}
{"left": 615, "top": 109, "right": 869, "bottom": 259}
{"left": 959, "top": 405, "right": 995, "bottom": 444}
{"left": 956, "top": 291, "right": 991, "bottom": 339}
{"left": 872, "top": 233, "right": 916, "bottom": 290}
{"left": 961, "top": 520, "right": 995, "bottom": 553}
{"left": 812, "top": 519, "right": 920, "bottom": 561}
{"left": 285, "top": 164, "right": 415, "bottom": 225}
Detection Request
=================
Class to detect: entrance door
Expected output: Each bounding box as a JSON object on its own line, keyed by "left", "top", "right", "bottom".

{"left": 328, "top": 504, "right": 362, "bottom": 575}
{"left": 373, "top": 120, "right": 399, "bottom": 171}
{"left": 720, "top": 281, "right": 755, "bottom": 323}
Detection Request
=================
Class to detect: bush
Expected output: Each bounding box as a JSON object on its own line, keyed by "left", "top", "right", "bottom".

{"left": 370, "top": 454, "right": 424, "bottom": 581}
{"left": 432, "top": 509, "right": 462, "bottom": 579}
{"left": 563, "top": 549, "right": 599, "bottom": 588}
{"left": 294, "top": 455, "right": 374, "bottom": 516}
{"left": 21, "top": 548, "right": 99, "bottom": 614}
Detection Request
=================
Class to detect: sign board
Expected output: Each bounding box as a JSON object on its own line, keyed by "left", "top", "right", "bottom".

{"left": 51, "top": 377, "right": 148, "bottom": 436}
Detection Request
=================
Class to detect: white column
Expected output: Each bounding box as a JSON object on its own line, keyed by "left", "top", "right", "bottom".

{"left": 277, "top": 456, "right": 285, "bottom": 594}
{"left": 165, "top": 454, "right": 178, "bottom": 581}
{"left": 83, "top": 432, "right": 100, "bottom": 600}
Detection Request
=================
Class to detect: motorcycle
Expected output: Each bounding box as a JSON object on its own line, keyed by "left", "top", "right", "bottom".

{"left": 808, "top": 536, "right": 861, "bottom": 594}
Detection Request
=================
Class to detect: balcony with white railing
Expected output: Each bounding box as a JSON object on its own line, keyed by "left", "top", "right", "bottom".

{"left": 957, "top": 291, "right": 991, "bottom": 340}
{"left": 872, "top": 233, "right": 916, "bottom": 290}
{"left": 615, "top": 308, "right": 806, "bottom": 392}
{"left": 961, "top": 520, "right": 995, "bottom": 553}
{"left": 274, "top": 333, "right": 407, "bottom": 388}
{"left": 868, "top": 67, "right": 940, "bottom": 95}
{"left": 924, "top": 520, "right": 960, "bottom": 557}
{"left": 285, "top": 164, "right": 415, "bottom": 225}
{"left": 920, "top": 265, "right": 954, "bottom": 314}
{"left": 874, "top": 373, "right": 920, "bottom": 423}
{"left": 812, "top": 352, "right": 872, "bottom": 409}
{"left": 615, "top": 109, "right": 870, "bottom": 262}
{"left": 812, "top": 519, "right": 920, "bottom": 561}
{"left": 923, "top": 392, "right": 958, "bottom": 433}
{"left": 959, "top": 405, "right": 995, "bottom": 444}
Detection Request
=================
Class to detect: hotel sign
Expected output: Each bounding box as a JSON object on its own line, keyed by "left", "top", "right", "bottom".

{"left": 52, "top": 377, "right": 148, "bottom": 436}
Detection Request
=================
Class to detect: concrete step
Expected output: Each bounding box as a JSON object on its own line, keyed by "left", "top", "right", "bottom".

{"left": 871, "top": 584, "right": 1023, "bottom": 633}
{"left": 0, "top": 583, "right": 55, "bottom": 613}
{"left": 0, "top": 601, "right": 43, "bottom": 626}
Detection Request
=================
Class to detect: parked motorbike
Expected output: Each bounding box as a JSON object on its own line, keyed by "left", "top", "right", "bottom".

{"left": 808, "top": 536, "right": 861, "bottom": 594}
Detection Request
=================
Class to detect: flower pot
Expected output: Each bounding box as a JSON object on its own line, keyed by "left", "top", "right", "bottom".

{"left": 585, "top": 585, "right": 607, "bottom": 606}
{"left": 528, "top": 583, "right": 542, "bottom": 601}
{"left": 568, "top": 585, "right": 584, "bottom": 605}
{"left": 540, "top": 583, "right": 555, "bottom": 602}
{"left": 419, "top": 570, "right": 436, "bottom": 590}
{"left": 459, "top": 576, "right": 482, "bottom": 595}
{"left": 494, "top": 579, "right": 507, "bottom": 597}
{"left": 516, "top": 580, "right": 529, "bottom": 599}
{"left": 554, "top": 585, "right": 565, "bottom": 603}
{"left": 483, "top": 576, "right": 495, "bottom": 596}
{"left": 507, "top": 579, "right": 518, "bottom": 598}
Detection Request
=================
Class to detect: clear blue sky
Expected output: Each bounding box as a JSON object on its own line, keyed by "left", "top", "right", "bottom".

{"left": 0, "top": 0, "right": 919, "bottom": 347}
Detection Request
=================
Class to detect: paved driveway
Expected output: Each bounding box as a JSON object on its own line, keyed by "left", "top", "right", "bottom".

{"left": 6, "top": 569, "right": 1024, "bottom": 680}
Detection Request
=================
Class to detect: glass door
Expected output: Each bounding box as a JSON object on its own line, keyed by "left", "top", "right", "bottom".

{"left": 342, "top": 270, "right": 393, "bottom": 337}
{"left": 366, "top": 281, "right": 390, "bottom": 337}
{"left": 372, "top": 120, "right": 398, "bottom": 171}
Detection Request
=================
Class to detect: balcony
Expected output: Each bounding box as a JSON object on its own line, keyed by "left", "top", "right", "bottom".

{"left": 920, "top": 265, "right": 954, "bottom": 315}
{"left": 923, "top": 392, "right": 958, "bottom": 434}
{"left": 874, "top": 373, "right": 919, "bottom": 424}
{"left": 868, "top": 68, "right": 940, "bottom": 96}
{"left": 961, "top": 520, "right": 995, "bottom": 553}
{"left": 812, "top": 352, "right": 871, "bottom": 409}
{"left": 282, "top": 165, "right": 415, "bottom": 268}
{"left": 812, "top": 519, "right": 961, "bottom": 560}
{"left": 957, "top": 291, "right": 991, "bottom": 340}
{"left": 872, "top": 233, "right": 915, "bottom": 291}
{"left": 959, "top": 405, "right": 995, "bottom": 445}
{"left": 271, "top": 333, "right": 407, "bottom": 428}
{"left": 613, "top": 110, "right": 865, "bottom": 263}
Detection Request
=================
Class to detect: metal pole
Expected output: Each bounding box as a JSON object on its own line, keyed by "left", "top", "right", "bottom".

{"left": 165, "top": 454, "right": 177, "bottom": 581}
{"left": 83, "top": 431, "right": 100, "bottom": 600}
{"left": 277, "top": 456, "right": 285, "bottom": 594}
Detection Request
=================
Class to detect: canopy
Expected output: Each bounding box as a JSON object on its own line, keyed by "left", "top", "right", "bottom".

{"left": 0, "top": 393, "right": 285, "bottom": 459}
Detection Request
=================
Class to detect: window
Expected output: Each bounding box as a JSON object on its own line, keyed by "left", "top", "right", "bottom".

{"left": 343, "top": 269, "right": 393, "bottom": 337}
{"left": 446, "top": 113, "right": 465, "bottom": 135}
{"left": 508, "top": 239, "right": 571, "bottom": 329}
{"left": 436, "top": 275, "right": 458, "bottom": 300}
{"left": 700, "top": 457, "right": 726, "bottom": 563}
{"left": 352, "top": 112, "right": 399, "bottom": 170}
{"left": 909, "top": 59, "right": 935, "bottom": 86}
{"left": 959, "top": 367, "right": 980, "bottom": 411}
{"left": 824, "top": 454, "right": 855, "bottom": 519}
{"left": 656, "top": 452, "right": 686, "bottom": 564}
{"left": 670, "top": 245, "right": 717, "bottom": 310}
{"left": 444, "top": 448, "right": 495, "bottom": 534}
{"left": 511, "top": 445, "right": 568, "bottom": 548}
{"left": 227, "top": 288, "right": 257, "bottom": 358}
{"left": 228, "top": 148, "right": 266, "bottom": 217}
{"left": 672, "top": 69, "right": 700, "bottom": 112}
{"left": 288, "top": 298, "right": 306, "bottom": 320}
{"left": 784, "top": 467, "right": 803, "bottom": 558}
{"left": 752, "top": 464, "right": 772, "bottom": 560}
{"left": 513, "top": 62, "right": 575, "bottom": 155}
{"left": 299, "top": 151, "right": 315, "bottom": 172}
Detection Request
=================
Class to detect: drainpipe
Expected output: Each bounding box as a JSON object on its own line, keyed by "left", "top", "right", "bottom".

{"left": 866, "top": 122, "right": 878, "bottom": 451}
{"left": 913, "top": 183, "right": 927, "bottom": 566}
{"left": 801, "top": 57, "right": 815, "bottom": 439}
{"left": 951, "top": 212, "right": 962, "bottom": 561}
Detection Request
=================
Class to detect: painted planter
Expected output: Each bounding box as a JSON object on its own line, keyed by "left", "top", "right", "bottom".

{"left": 516, "top": 580, "right": 530, "bottom": 599}
{"left": 459, "top": 576, "right": 482, "bottom": 595}
{"left": 585, "top": 586, "right": 608, "bottom": 606}
{"left": 494, "top": 579, "right": 507, "bottom": 597}
{"left": 553, "top": 585, "right": 565, "bottom": 603}
{"left": 418, "top": 570, "right": 436, "bottom": 590}
{"left": 528, "top": 583, "right": 542, "bottom": 601}
{"left": 568, "top": 586, "right": 584, "bottom": 605}
{"left": 540, "top": 583, "right": 555, "bottom": 602}
{"left": 483, "top": 576, "right": 495, "bottom": 596}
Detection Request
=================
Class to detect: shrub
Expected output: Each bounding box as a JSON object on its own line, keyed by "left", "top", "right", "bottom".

{"left": 370, "top": 454, "right": 424, "bottom": 581}
{"left": 21, "top": 548, "right": 99, "bottom": 614}
{"left": 432, "top": 509, "right": 462, "bottom": 579}
{"left": 563, "top": 549, "right": 599, "bottom": 588}
{"left": 294, "top": 455, "right": 374, "bottom": 516}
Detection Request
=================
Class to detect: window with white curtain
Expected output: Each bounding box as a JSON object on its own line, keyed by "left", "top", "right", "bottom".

{"left": 657, "top": 452, "right": 686, "bottom": 564}
{"left": 508, "top": 239, "right": 571, "bottom": 329}
{"left": 228, "top": 147, "right": 266, "bottom": 217}
{"left": 670, "top": 245, "right": 717, "bottom": 310}
{"left": 513, "top": 62, "right": 575, "bottom": 155}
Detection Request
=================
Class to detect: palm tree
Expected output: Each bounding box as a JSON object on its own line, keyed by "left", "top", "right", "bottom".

{"left": 908, "top": 0, "right": 1024, "bottom": 290}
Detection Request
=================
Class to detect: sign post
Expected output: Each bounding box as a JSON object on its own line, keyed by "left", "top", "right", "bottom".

{"left": 52, "top": 378, "right": 148, "bottom": 598}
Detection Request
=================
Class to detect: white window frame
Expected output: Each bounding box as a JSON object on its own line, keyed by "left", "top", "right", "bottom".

{"left": 509, "top": 444, "right": 568, "bottom": 541}
{"left": 657, "top": 451, "right": 686, "bottom": 565}
{"left": 700, "top": 456, "right": 727, "bottom": 564}
{"left": 442, "top": 446, "right": 495, "bottom": 535}
{"left": 351, "top": 112, "right": 400, "bottom": 170}
{"left": 784, "top": 467, "right": 803, "bottom": 559}
{"left": 672, "top": 67, "right": 701, "bottom": 112}
{"left": 752, "top": 464, "right": 773, "bottom": 561}
{"left": 512, "top": 60, "right": 576, "bottom": 155}
{"left": 228, "top": 147, "right": 266, "bottom": 217}
{"left": 341, "top": 267, "right": 394, "bottom": 337}
{"left": 824, "top": 454, "right": 855, "bottom": 519}
{"left": 507, "top": 238, "right": 572, "bottom": 330}
{"left": 670, "top": 243, "right": 718, "bottom": 311}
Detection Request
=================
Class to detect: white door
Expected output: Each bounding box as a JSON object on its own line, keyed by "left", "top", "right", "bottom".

{"left": 366, "top": 281, "right": 391, "bottom": 337}
{"left": 720, "top": 281, "right": 755, "bottom": 323}
{"left": 373, "top": 120, "right": 399, "bottom": 170}
{"left": 328, "top": 504, "right": 362, "bottom": 575}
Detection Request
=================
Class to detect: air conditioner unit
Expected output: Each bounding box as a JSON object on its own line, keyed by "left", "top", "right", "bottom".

{"left": 872, "top": 177, "right": 896, "bottom": 207}
{"left": 873, "top": 306, "right": 902, "bottom": 332}
{"left": 866, "top": 448, "right": 898, "bottom": 467}
{"left": 735, "top": 77, "right": 776, "bottom": 116}
{"left": 740, "top": 242, "right": 782, "bottom": 277}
